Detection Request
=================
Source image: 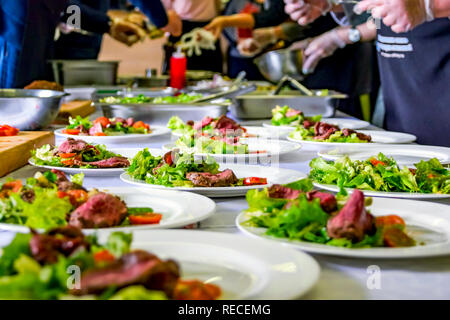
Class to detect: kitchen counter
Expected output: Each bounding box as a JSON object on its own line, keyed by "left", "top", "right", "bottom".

{"left": 1, "top": 112, "right": 449, "bottom": 300}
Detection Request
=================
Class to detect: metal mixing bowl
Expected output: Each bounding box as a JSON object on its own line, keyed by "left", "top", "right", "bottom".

{"left": 0, "top": 89, "right": 67, "bottom": 130}
{"left": 49, "top": 60, "right": 119, "bottom": 86}
{"left": 254, "top": 49, "right": 304, "bottom": 83}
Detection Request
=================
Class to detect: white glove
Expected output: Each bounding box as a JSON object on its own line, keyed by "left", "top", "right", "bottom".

{"left": 253, "top": 27, "right": 278, "bottom": 47}
{"left": 354, "top": 0, "right": 435, "bottom": 33}
{"left": 297, "top": 29, "right": 347, "bottom": 74}
{"left": 284, "top": 0, "right": 333, "bottom": 26}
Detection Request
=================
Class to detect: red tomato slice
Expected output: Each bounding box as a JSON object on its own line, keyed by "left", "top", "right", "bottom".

{"left": 129, "top": 213, "right": 162, "bottom": 225}
{"left": 94, "top": 117, "right": 111, "bottom": 128}
{"left": 94, "top": 250, "right": 116, "bottom": 263}
{"left": 62, "top": 128, "right": 81, "bottom": 135}
{"left": 173, "top": 280, "right": 221, "bottom": 300}
{"left": 370, "top": 158, "right": 386, "bottom": 167}
{"left": 375, "top": 215, "right": 406, "bottom": 228}
{"left": 243, "top": 177, "right": 267, "bottom": 186}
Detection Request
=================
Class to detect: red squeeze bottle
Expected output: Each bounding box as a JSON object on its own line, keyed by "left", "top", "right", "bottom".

{"left": 170, "top": 48, "right": 187, "bottom": 89}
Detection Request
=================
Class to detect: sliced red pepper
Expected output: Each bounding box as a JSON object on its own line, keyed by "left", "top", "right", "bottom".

{"left": 58, "top": 152, "right": 77, "bottom": 158}
{"left": 94, "top": 117, "right": 111, "bottom": 128}
{"left": 243, "top": 177, "right": 268, "bottom": 186}
{"left": 0, "top": 125, "right": 19, "bottom": 136}
{"left": 61, "top": 158, "right": 75, "bottom": 166}
{"left": 132, "top": 121, "right": 150, "bottom": 130}
{"left": 370, "top": 158, "right": 386, "bottom": 167}
{"left": 173, "top": 280, "right": 221, "bottom": 300}
{"left": 128, "top": 213, "right": 163, "bottom": 225}
{"left": 375, "top": 215, "right": 406, "bottom": 228}
{"left": 62, "top": 128, "right": 81, "bottom": 135}
{"left": 383, "top": 228, "right": 415, "bottom": 248}
{"left": 94, "top": 250, "right": 116, "bottom": 263}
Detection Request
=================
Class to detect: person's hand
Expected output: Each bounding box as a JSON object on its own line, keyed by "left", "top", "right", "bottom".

{"left": 161, "top": 10, "right": 182, "bottom": 37}
{"left": 284, "top": 0, "right": 332, "bottom": 26}
{"left": 204, "top": 16, "right": 228, "bottom": 39}
{"left": 298, "top": 29, "right": 347, "bottom": 74}
{"left": 354, "top": 0, "right": 433, "bottom": 33}
{"left": 237, "top": 38, "right": 263, "bottom": 57}
{"left": 253, "top": 27, "right": 278, "bottom": 47}
{"left": 109, "top": 18, "right": 147, "bottom": 46}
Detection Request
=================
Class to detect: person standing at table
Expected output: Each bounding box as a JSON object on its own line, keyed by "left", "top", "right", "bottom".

{"left": 0, "top": 0, "right": 180, "bottom": 88}
{"left": 161, "top": 0, "right": 223, "bottom": 73}
{"left": 284, "top": 0, "right": 450, "bottom": 146}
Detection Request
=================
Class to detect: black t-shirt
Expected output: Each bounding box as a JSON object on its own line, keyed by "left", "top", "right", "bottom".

{"left": 377, "top": 19, "right": 450, "bottom": 147}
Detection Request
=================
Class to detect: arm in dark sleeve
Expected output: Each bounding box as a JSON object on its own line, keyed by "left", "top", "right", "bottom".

{"left": 253, "top": 0, "right": 288, "bottom": 29}
{"left": 129, "top": 0, "right": 168, "bottom": 28}
{"left": 62, "top": 0, "right": 111, "bottom": 34}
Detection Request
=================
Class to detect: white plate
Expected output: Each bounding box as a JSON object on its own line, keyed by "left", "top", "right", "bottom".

{"left": 28, "top": 148, "right": 162, "bottom": 177}
{"left": 237, "top": 197, "right": 450, "bottom": 258}
{"left": 287, "top": 130, "right": 416, "bottom": 147}
{"left": 0, "top": 187, "right": 216, "bottom": 234}
{"left": 163, "top": 138, "right": 302, "bottom": 161}
{"left": 171, "top": 126, "right": 284, "bottom": 139}
{"left": 313, "top": 182, "right": 450, "bottom": 199}
{"left": 55, "top": 125, "right": 170, "bottom": 143}
{"left": 120, "top": 164, "right": 307, "bottom": 197}
{"left": 317, "top": 144, "right": 450, "bottom": 166}
{"left": 263, "top": 117, "right": 370, "bottom": 130}
{"left": 97, "top": 229, "right": 320, "bottom": 299}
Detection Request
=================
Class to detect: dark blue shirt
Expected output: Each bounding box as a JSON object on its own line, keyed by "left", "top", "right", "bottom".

{"left": 376, "top": 19, "right": 450, "bottom": 147}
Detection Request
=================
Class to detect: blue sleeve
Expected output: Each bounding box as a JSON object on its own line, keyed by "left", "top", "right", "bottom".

{"left": 129, "top": 0, "right": 168, "bottom": 28}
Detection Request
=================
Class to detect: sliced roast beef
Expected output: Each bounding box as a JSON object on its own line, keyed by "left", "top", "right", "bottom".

{"left": 126, "top": 118, "right": 135, "bottom": 127}
{"left": 285, "top": 109, "right": 302, "bottom": 117}
{"left": 88, "top": 122, "right": 103, "bottom": 136}
{"left": 193, "top": 116, "right": 213, "bottom": 130}
{"left": 303, "top": 120, "right": 316, "bottom": 129}
{"left": 341, "top": 128, "right": 372, "bottom": 142}
{"left": 212, "top": 115, "right": 241, "bottom": 133}
{"left": 75, "top": 156, "right": 130, "bottom": 168}
{"left": 71, "top": 250, "right": 180, "bottom": 297}
{"left": 327, "top": 190, "right": 374, "bottom": 242}
{"left": 314, "top": 122, "right": 339, "bottom": 140}
{"left": 306, "top": 190, "right": 337, "bottom": 213}
{"left": 268, "top": 185, "right": 301, "bottom": 200}
{"left": 110, "top": 117, "right": 127, "bottom": 126}
{"left": 186, "top": 169, "right": 238, "bottom": 187}
{"left": 58, "top": 138, "right": 88, "bottom": 154}
{"left": 30, "top": 226, "right": 89, "bottom": 264}
{"left": 69, "top": 192, "right": 128, "bottom": 228}
{"left": 50, "top": 169, "right": 86, "bottom": 192}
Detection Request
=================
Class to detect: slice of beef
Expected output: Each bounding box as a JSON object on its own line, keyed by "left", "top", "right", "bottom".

{"left": 212, "top": 115, "right": 241, "bottom": 133}
{"left": 30, "top": 226, "right": 89, "bottom": 265}
{"left": 71, "top": 250, "right": 180, "bottom": 297}
{"left": 110, "top": 117, "right": 126, "bottom": 126}
{"left": 341, "top": 128, "right": 372, "bottom": 142}
{"left": 193, "top": 116, "right": 213, "bottom": 130}
{"left": 50, "top": 169, "right": 86, "bottom": 192}
{"left": 126, "top": 118, "right": 135, "bottom": 127}
{"left": 285, "top": 109, "right": 302, "bottom": 118}
{"left": 75, "top": 157, "right": 130, "bottom": 168}
{"left": 306, "top": 190, "right": 337, "bottom": 213}
{"left": 314, "top": 122, "right": 339, "bottom": 140}
{"left": 186, "top": 169, "right": 238, "bottom": 187}
{"left": 58, "top": 138, "right": 88, "bottom": 154}
{"left": 303, "top": 120, "right": 316, "bottom": 129}
{"left": 268, "top": 185, "right": 301, "bottom": 200}
{"left": 88, "top": 122, "right": 103, "bottom": 136}
{"left": 69, "top": 192, "right": 128, "bottom": 228}
{"left": 327, "top": 190, "right": 374, "bottom": 242}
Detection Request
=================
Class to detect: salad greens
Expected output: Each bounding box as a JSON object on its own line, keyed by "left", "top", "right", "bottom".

{"left": 309, "top": 153, "right": 450, "bottom": 194}
{"left": 167, "top": 116, "right": 194, "bottom": 135}
{"left": 0, "top": 231, "right": 167, "bottom": 300}
{"left": 66, "top": 116, "right": 150, "bottom": 135}
{"left": 100, "top": 93, "right": 203, "bottom": 104}
{"left": 127, "top": 148, "right": 219, "bottom": 187}
{"left": 289, "top": 126, "right": 370, "bottom": 143}
{"left": 271, "top": 105, "right": 322, "bottom": 126}
{"left": 243, "top": 179, "right": 402, "bottom": 248}
{"left": 0, "top": 172, "right": 84, "bottom": 229}
{"left": 175, "top": 135, "right": 249, "bottom": 155}
{"left": 31, "top": 143, "right": 125, "bottom": 168}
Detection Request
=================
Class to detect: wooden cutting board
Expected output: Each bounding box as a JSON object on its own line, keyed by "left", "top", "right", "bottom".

{"left": 54, "top": 100, "right": 96, "bottom": 124}
{"left": 0, "top": 131, "right": 55, "bottom": 177}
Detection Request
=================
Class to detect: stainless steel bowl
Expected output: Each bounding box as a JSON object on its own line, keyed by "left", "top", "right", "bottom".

{"left": 0, "top": 89, "right": 67, "bottom": 130}
{"left": 49, "top": 60, "right": 119, "bottom": 86}
{"left": 254, "top": 49, "right": 304, "bottom": 83}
